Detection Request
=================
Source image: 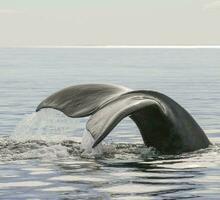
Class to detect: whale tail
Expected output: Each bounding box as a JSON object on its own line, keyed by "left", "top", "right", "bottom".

{"left": 36, "top": 84, "right": 130, "bottom": 117}
{"left": 36, "top": 84, "right": 211, "bottom": 154}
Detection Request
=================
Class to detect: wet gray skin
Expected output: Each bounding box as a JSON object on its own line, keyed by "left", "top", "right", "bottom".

{"left": 36, "top": 84, "right": 211, "bottom": 154}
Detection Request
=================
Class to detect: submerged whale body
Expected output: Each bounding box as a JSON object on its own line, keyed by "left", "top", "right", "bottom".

{"left": 36, "top": 84, "right": 211, "bottom": 154}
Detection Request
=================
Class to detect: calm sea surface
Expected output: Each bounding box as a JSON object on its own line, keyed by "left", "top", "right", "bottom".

{"left": 0, "top": 48, "right": 220, "bottom": 199}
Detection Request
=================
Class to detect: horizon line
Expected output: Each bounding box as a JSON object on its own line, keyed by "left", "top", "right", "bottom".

{"left": 1, "top": 45, "right": 220, "bottom": 49}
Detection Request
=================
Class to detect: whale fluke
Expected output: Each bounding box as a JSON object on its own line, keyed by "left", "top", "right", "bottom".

{"left": 36, "top": 84, "right": 211, "bottom": 154}
{"left": 87, "top": 93, "right": 157, "bottom": 148}
{"left": 36, "top": 84, "right": 130, "bottom": 117}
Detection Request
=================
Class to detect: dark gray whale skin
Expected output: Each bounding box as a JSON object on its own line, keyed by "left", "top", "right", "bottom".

{"left": 36, "top": 84, "right": 211, "bottom": 154}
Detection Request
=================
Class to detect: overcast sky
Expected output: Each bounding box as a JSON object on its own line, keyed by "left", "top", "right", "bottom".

{"left": 0, "top": 0, "right": 220, "bottom": 47}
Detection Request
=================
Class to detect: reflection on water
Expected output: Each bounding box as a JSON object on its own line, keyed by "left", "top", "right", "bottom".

{"left": 0, "top": 48, "right": 220, "bottom": 199}
{"left": 0, "top": 144, "right": 220, "bottom": 199}
{"left": 0, "top": 134, "right": 219, "bottom": 199}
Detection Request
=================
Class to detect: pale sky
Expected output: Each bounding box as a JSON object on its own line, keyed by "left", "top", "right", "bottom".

{"left": 0, "top": 0, "right": 220, "bottom": 47}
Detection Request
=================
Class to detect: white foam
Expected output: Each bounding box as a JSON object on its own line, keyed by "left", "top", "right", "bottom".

{"left": 12, "top": 144, "right": 69, "bottom": 160}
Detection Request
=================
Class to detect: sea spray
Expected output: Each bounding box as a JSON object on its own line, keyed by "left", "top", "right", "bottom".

{"left": 3, "top": 109, "right": 82, "bottom": 160}
{"left": 80, "top": 130, "right": 106, "bottom": 157}
{"left": 0, "top": 108, "right": 159, "bottom": 161}
{"left": 5, "top": 108, "right": 109, "bottom": 159}
{"left": 11, "top": 109, "right": 81, "bottom": 142}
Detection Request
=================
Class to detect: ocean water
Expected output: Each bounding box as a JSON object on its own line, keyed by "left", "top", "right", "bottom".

{"left": 0, "top": 47, "right": 220, "bottom": 200}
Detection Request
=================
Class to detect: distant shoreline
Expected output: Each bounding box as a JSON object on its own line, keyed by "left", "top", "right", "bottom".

{"left": 1, "top": 45, "right": 220, "bottom": 49}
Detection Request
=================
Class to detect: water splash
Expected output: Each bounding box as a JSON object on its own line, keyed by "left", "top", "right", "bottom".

{"left": 0, "top": 108, "right": 161, "bottom": 161}
{"left": 80, "top": 130, "right": 116, "bottom": 158}
{"left": 11, "top": 109, "right": 81, "bottom": 142}
{"left": 81, "top": 131, "right": 104, "bottom": 155}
